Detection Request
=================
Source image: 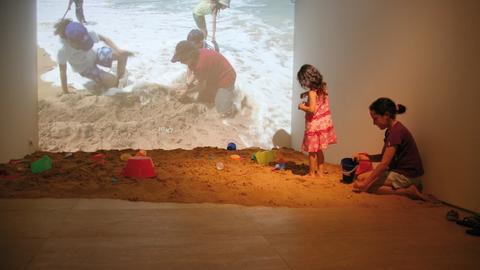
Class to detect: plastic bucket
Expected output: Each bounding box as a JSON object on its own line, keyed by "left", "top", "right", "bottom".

{"left": 227, "top": 142, "right": 236, "bottom": 150}
{"left": 341, "top": 158, "right": 358, "bottom": 184}
{"left": 356, "top": 160, "right": 373, "bottom": 176}
{"left": 255, "top": 151, "right": 276, "bottom": 165}
{"left": 123, "top": 156, "right": 156, "bottom": 178}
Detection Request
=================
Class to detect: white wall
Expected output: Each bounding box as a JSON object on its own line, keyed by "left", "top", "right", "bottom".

{"left": 0, "top": 0, "right": 38, "bottom": 163}
{"left": 292, "top": 0, "right": 480, "bottom": 212}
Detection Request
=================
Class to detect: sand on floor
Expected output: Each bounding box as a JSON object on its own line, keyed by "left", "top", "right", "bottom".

{"left": 0, "top": 147, "right": 441, "bottom": 209}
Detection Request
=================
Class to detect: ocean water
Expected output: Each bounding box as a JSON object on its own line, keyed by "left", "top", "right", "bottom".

{"left": 37, "top": 0, "right": 294, "bottom": 148}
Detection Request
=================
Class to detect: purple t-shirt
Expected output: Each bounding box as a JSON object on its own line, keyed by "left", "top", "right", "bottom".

{"left": 382, "top": 121, "right": 424, "bottom": 178}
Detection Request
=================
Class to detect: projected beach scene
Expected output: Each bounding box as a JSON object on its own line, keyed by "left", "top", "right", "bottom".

{"left": 37, "top": 0, "right": 294, "bottom": 152}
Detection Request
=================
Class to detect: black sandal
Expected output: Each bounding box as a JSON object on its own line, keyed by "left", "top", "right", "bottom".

{"left": 456, "top": 216, "right": 480, "bottom": 229}
{"left": 466, "top": 228, "right": 480, "bottom": 237}
{"left": 446, "top": 210, "right": 459, "bottom": 222}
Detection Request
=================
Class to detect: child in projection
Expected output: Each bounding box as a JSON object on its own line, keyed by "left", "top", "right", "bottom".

{"left": 54, "top": 19, "right": 132, "bottom": 94}
{"left": 171, "top": 40, "right": 236, "bottom": 115}
{"left": 67, "top": 0, "right": 87, "bottom": 24}
{"left": 184, "top": 29, "right": 218, "bottom": 89}
{"left": 192, "top": 0, "right": 230, "bottom": 47}
{"left": 352, "top": 98, "right": 430, "bottom": 201}
{"left": 297, "top": 64, "right": 337, "bottom": 177}
{"left": 187, "top": 29, "right": 217, "bottom": 52}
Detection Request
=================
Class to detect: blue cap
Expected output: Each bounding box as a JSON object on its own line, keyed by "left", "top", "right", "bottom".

{"left": 64, "top": 22, "right": 94, "bottom": 51}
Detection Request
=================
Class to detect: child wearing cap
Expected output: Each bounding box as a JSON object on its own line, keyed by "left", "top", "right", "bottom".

{"left": 192, "top": 0, "right": 230, "bottom": 44}
{"left": 171, "top": 40, "right": 237, "bottom": 116}
{"left": 185, "top": 29, "right": 218, "bottom": 90}
{"left": 53, "top": 19, "right": 133, "bottom": 94}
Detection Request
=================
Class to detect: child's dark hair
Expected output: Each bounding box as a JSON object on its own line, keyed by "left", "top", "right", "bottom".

{"left": 297, "top": 64, "right": 327, "bottom": 97}
{"left": 369, "top": 98, "right": 406, "bottom": 119}
{"left": 54, "top": 18, "right": 72, "bottom": 39}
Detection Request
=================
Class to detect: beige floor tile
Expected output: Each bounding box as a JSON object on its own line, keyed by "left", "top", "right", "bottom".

{"left": 27, "top": 235, "right": 289, "bottom": 270}
{"left": 1, "top": 199, "right": 477, "bottom": 270}
{"left": 0, "top": 210, "right": 70, "bottom": 238}
{"left": 52, "top": 207, "right": 259, "bottom": 238}
{"left": 0, "top": 238, "right": 46, "bottom": 270}
{"left": 0, "top": 198, "right": 79, "bottom": 210}
{"left": 264, "top": 229, "right": 480, "bottom": 270}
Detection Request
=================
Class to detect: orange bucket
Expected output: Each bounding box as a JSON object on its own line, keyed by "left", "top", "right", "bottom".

{"left": 123, "top": 156, "right": 156, "bottom": 178}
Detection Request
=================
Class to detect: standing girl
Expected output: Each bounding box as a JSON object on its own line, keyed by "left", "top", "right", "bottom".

{"left": 297, "top": 64, "right": 337, "bottom": 177}
{"left": 192, "top": 0, "right": 230, "bottom": 47}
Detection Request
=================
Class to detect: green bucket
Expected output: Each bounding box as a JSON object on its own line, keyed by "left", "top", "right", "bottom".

{"left": 31, "top": 155, "right": 52, "bottom": 174}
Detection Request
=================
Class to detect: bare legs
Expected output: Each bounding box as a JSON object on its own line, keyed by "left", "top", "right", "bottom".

{"left": 307, "top": 152, "right": 318, "bottom": 177}
{"left": 113, "top": 50, "right": 132, "bottom": 80}
{"left": 355, "top": 171, "right": 433, "bottom": 201}
{"left": 375, "top": 185, "right": 428, "bottom": 200}
{"left": 306, "top": 150, "right": 326, "bottom": 178}
{"left": 317, "top": 150, "right": 327, "bottom": 175}
{"left": 74, "top": 0, "right": 87, "bottom": 24}
{"left": 99, "top": 51, "right": 133, "bottom": 89}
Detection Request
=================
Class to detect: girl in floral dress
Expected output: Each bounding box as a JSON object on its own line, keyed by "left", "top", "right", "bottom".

{"left": 297, "top": 64, "right": 337, "bottom": 177}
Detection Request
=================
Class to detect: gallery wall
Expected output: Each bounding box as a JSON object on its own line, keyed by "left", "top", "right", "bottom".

{"left": 0, "top": 0, "right": 38, "bottom": 163}
{"left": 292, "top": 0, "right": 480, "bottom": 212}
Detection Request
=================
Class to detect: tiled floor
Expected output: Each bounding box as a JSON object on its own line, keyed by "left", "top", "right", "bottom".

{"left": 0, "top": 199, "right": 478, "bottom": 269}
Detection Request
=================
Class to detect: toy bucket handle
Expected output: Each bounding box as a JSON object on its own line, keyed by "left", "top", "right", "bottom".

{"left": 342, "top": 165, "right": 358, "bottom": 176}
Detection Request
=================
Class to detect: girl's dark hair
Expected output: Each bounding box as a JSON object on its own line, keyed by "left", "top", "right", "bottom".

{"left": 297, "top": 64, "right": 327, "bottom": 96}
{"left": 369, "top": 97, "right": 406, "bottom": 118}
{"left": 54, "top": 18, "right": 72, "bottom": 39}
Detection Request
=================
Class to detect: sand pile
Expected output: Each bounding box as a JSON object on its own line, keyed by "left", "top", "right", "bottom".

{"left": 0, "top": 147, "right": 438, "bottom": 209}
{"left": 38, "top": 84, "right": 254, "bottom": 152}
{"left": 37, "top": 47, "right": 258, "bottom": 152}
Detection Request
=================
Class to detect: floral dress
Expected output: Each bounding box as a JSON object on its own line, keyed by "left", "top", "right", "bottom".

{"left": 302, "top": 94, "right": 337, "bottom": 152}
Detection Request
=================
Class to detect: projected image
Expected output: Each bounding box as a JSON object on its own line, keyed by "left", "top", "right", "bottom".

{"left": 37, "top": 0, "right": 294, "bottom": 151}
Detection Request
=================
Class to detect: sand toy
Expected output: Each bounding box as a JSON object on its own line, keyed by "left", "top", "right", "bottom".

{"left": 91, "top": 153, "right": 106, "bottom": 166}
{"left": 216, "top": 162, "right": 224, "bottom": 170}
{"left": 136, "top": 150, "right": 147, "bottom": 157}
{"left": 341, "top": 158, "right": 357, "bottom": 184}
{"left": 123, "top": 156, "right": 156, "bottom": 178}
{"left": 229, "top": 154, "right": 241, "bottom": 160}
{"left": 31, "top": 155, "right": 52, "bottom": 174}
{"left": 254, "top": 151, "right": 276, "bottom": 165}
{"left": 227, "top": 142, "right": 236, "bottom": 150}
{"left": 120, "top": 153, "right": 133, "bottom": 161}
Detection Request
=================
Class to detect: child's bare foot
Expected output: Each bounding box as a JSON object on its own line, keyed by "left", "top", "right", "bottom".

{"left": 302, "top": 173, "right": 317, "bottom": 179}
{"left": 57, "top": 90, "right": 75, "bottom": 97}
{"left": 319, "top": 165, "right": 328, "bottom": 175}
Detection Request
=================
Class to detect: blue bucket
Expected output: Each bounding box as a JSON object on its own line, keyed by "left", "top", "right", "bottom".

{"left": 227, "top": 142, "right": 236, "bottom": 151}
{"left": 341, "top": 158, "right": 358, "bottom": 184}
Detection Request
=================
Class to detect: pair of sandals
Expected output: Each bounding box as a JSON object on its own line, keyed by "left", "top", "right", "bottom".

{"left": 446, "top": 209, "right": 480, "bottom": 236}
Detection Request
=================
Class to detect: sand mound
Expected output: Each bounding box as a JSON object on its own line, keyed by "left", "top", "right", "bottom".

{"left": 39, "top": 83, "right": 256, "bottom": 152}
{"left": 0, "top": 147, "right": 439, "bottom": 209}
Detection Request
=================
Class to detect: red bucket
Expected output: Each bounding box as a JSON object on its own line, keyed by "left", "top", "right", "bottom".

{"left": 356, "top": 160, "right": 373, "bottom": 176}
{"left": 123, "top": 156, "right": 156, "bottom": 178}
